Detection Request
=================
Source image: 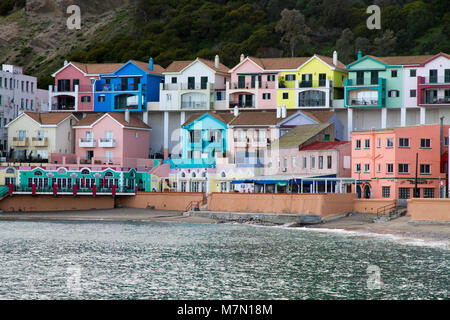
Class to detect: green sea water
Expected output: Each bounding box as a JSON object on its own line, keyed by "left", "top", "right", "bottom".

{"left": 0, "top": 220, "right": 448, "bottom": 299}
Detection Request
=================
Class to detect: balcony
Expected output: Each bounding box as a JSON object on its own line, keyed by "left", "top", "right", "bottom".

{"left": 345, "top": 78, "right": 385, "bottom": 87}
{"left": 229, "top": 101, "right": 255, "bottom": 109}
{"left": 12, "top": 137, "right": 28, "bottom": 147}
{"left": 181, "top": 101, "right": 212, "bottom": 109}
{"left": 229, "top": 81, "right": 276, "bottom": 90}
{"left": 419, "top": 76, "right": 450, "bottom": 86}
{"left": 98, "top": 138, "right": 116, "bottom": 148}
{"left": 79, "top": 138, "right": 96, "bottom": 148}
{"left": 31, "top": 137, "right": 48, "bottom": 147}
{"left": 298, "top": 98, "right": 327, "bottom": 108}
{"left": 348, "top": 98, "right": 380, "bottom": 107}
{"left": 419, "top": 96, "right": 450, "bottom": 106}
{"left": 96, "top": 83, "right": 145, "bottom": 92}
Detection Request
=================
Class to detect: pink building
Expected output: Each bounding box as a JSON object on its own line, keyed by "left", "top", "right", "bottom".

{"left": 72, "top": 111, "right": 151, "bottom": 166}
{"left": 227, "top": 55, "right": 306, "bottom": 109}
{"left": 351, "top": 124, "right": 449, "bottom": 201}
{"left": 49, "top": 61, "right": 123, "bottom": 112}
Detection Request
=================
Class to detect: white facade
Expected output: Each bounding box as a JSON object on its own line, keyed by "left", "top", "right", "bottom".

{"left": 0, "top": 64, "right": 46, "bottom": 153}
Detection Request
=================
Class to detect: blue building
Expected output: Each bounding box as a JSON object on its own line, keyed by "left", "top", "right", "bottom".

{"left": 94, "top": 59, "right": 164, "bottom": 112}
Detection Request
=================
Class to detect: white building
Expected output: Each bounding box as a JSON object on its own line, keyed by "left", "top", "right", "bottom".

{"left": 148, "top": 56, "right": 230, "bottom": 158}
{"left": 0, "top": 64, "right": 47, "bottom": 153}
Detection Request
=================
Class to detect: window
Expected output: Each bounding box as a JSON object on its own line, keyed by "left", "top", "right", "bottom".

{"left": 267, "top": 75, "right": 275, "bottom": 82}
{"left": 292, "top": 157, "right": 296, "bottom": 168}
{"left": 98, "top": 95, "right": 105, "bottom": 102}
{"left": 377, "top": 163, "right": 381, "bottom": 172}
{"left": 356, "top": 139, "right": 361, "bottom": 149}
{"left": 445, "top": 69, "right": 450, "bottom": 83}
{"left": 410, "top": 90, "right": 416, "bottom": 98}
{"left": 384, "top": 138, "right": 393, "bottom": 148}
{"left": 399, "top": 138, "right": 410, "bottom": 148}
{"left": 391, "top": 70, "right": 397, "bottom": 78}
{"left": 445, "top": 137, "right": 449, "bottom": 146}
{"left": 399, "top": 188, "right": 410, "bottom": 199}
{"left": 318, "top": 156, "right": 323, "bottom": 169}
{"left": 318, "top": 73, "right": 326, "bottom": 86}
{"left": 262, "top": 93, "right": 271, "bottom": 100}
{"left": 364, "top": 163, "right": 370, "bottom": 172}
{"left": 420, "top": 164, "right": 430, "bottom": 175}
{"left": 302, "top": 157, "right": 307, "bottom": 169}
{"left": 388, "top": 90, "right": 399, "bottom": 98}
{"left": 356, "top": 71, "right": 364, "bottom": 85}
{"left": 386, "top": 163, "right": 394, "bottom": 174}
{"left": 420, "top": 138, "right": 431, "bottom": 148}
{"left": 423, "top": 188, "right": 435, "bottom": 198}
{"left": 216, "top": 91, "right": 225, "bottom": 101}
{"left": 324, "top": 134, "right": 330, "bottom": 141}
{"left": 355, "top": 163, "right": 361, "bottom": 172}
{"left": 398, "top": 163, "right": 409, "bottom": 174}
{"left": 377, "top": 138, "right": 381, "bottom": 148}
{"left": 364, "top": 139, "right": 370, "bottom": 148}
{"left": 370, "top": 71, "right": 378, "bottom": 85}
{"left": 285, "top": 74, "right": 296, "bottom": 81}
{"left": 327, "top": 156, "right": 332, "bottom": 169}
{"left": 283, "top": 157, "right": 288, "bottom": 169}
{"left": 81, "top": 96, "right": 91, "bottom": 103}
{"left": 171, "top": 77, "right": 177, "bottom": 84}
{"left": 282, "top": 92, "right": 289, "bottom": 99}
{"left": 429, "top": 69, "right": 438, "bottom": 83}
{"left": 81, "top": 169, "right": 90, "bottom": 175}
{"left": 382, "top": 187, "right": 390, "bottom": 198}
{"left": 311, "top": 156, "right": 315, "bottom": 169}
{"left": 410, "top": 70, "right": 416, "bottom": 77}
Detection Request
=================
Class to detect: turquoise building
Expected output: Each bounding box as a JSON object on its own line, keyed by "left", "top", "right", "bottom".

{"left": 167, "top": 112, "right": 235, "bottom": 169}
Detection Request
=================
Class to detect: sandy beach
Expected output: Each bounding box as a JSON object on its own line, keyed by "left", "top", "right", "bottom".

{"left": 0, "top": 208, "right": 448, "bottom": 243}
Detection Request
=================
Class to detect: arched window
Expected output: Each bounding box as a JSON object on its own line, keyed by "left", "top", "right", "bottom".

{"left": 192, "top": 172, "right": 196, "bottom": 178}
{"left": 5, "top": 167, "right": 15, "bottom": 174}
{"left": 81, "top": 169, "right": 90, "bottom": 175}
{"left": 221, "top": 172, "right": 226, "bottom": 178}
{"left": 34, "top": 171, "right": 43, "bottom": 176}
{"left": 202, "top": 172, "right": 206, "bottom": 178}
{"left": 104, "top": 171, "right": 113, "bottom": 177}
{"left": 181, "top": 172, "right": 186, "bottom": 178}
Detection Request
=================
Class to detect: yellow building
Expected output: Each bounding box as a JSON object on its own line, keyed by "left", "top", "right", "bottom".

{"left": 6, "top": 112, "right": 78, "bottom": 161}
{"left": 277, "top": 53, "right": 347, "bottom": 109}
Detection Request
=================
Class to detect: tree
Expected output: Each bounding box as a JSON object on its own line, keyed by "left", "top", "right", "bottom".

{"left": 355, "top": 37, "right": 372, "bottom": 56}
{"left": 275, "top": 9, "right": 310, "bottom": 57}
{"left": 373, "top": 30, "right": 397, "bottom": 56}
{"left": 336, "top": 28, "right": 355, "bottom": 64}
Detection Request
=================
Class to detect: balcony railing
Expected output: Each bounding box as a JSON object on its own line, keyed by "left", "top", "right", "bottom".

{"left": 51, "top": 103, "right": 75, "bottom": 111}
{"left": 31, "top": 137, "right": 48, "bottom": 147}
{"left": 79, "top": 138, "right": 96, "bottom": 148}
{"left": 12, "top": 137, "right": 28, "bottom": 147}
{"left": 96, "top": 83, "right": 145, "bottom": 92}
{"left": 298, "top": 99, "right": 327, "bottom": 107}
{"left": 181, "top": 101, "right": 211, "bottom": 109}
{"left": 229, "top": 81, "right": 275, "bottom": 90}
{"left": 349, "top": 99, "right": 379, "bottom": 106}
{"left": 421, "top": 97, "right": 450, "bottom": 105}
{"left": 180, "top": 82, "right": 211, "bottom": 90}
{"left": 53, "top": 85, "right": 93, "bottom": 93}
{"left": 98, "top": 138, "right": 116, "bottom": 148}
{"left": 229, "top": 102, "right": 255, "bottom": 108}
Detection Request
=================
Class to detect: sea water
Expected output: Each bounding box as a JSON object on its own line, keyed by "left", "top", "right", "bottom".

{"left": 0, "top": 220, "right": 448, "bottom": 299}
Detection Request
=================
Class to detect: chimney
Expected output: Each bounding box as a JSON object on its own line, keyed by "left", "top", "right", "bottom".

{"left": 143, "top": 111, "right": 149, "bottom": 125}
{"left": 282, "top": 105, "right": 287, "bottom": 118}
{"left": 357, "top": 50, "right": 362, "bottom": 60}
{"left": 333, "top": 51, "right": 338, "bottom": 66}
{"left": 149, "top": 57, "right": 154, "bottom": 72}
{"left": 125, "top": 109, "right": 130, "bottom": 123}
{"left": 64, "top": 60, "right": 68, "bottom": 66}
{"left": 276, "top": 105, "right": 281, "bottom": 119}
{"left": 240, "top": 54, "right": 245, "bottom": 62}
{"left": 233, "top": 105, "right": 239, "bottom": 117}
{"left": 214, "top": 55, "right": 220, "bottom": 69}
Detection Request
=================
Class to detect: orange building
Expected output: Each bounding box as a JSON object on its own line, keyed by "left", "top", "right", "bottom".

{"left": 351, "top": 124, "right": 449, "bottom": 202}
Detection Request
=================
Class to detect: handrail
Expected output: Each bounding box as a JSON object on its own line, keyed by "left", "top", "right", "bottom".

{"left": 186, "top": 200, "right": 200, "bottom": 212}
{"left": 376, "top": 202, "right": 397, "bottom": 218}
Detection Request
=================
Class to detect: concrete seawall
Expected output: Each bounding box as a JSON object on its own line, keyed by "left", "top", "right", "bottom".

{"left": 190, "top": 211, "right": 322, "bottom": 225}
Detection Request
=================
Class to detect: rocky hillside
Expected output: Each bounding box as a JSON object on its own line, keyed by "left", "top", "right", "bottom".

{"left": 0, "top": 0, "right": 134, "bottom": 88}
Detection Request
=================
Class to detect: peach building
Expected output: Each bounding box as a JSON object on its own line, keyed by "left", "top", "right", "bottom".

{"left": 351, "top": 124, "right": 449, "bottom": 201}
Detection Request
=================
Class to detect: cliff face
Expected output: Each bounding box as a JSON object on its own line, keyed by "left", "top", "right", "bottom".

{"left": 0, "top": 0, "right": 133, "bottom": 84}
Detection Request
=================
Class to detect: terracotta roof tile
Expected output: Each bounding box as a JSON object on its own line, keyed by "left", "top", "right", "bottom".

{"left": 73, "top": 112, "right": 151, "bottom": 129}
{"left": 229, "top": 111, "right": 297, "bottom": 126}
{"left": 130, "top": 60, "right": 165, "bottom": 75}
{"left": 248, "top": 57, "right": 310, "bottom": 70}
{"left": 24, "top": 112, "right": 76, "bottom": 125}
{"left": 276, "top": 123, "right": 332, "bottom": 148}
{"left": 182, "top": 112, "right": 236, "bottom": 127}
{"left": 363, "top": 54, "right": 449, "bottom": 66}
{"left": 71, "top": 62, "right": 124, "bottom": 74}
{"left": 164, "top": 58, "right": 229, "bottom": 74}
{"left": 299, "top": 141, "right": 350, "bottom": 151}
{"left": 302, "top": 111, "right": 335, "bottom": 123}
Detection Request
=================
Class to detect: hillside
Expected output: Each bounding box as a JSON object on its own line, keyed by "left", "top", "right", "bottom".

{"left": 0, "top": 0, "right": 449, "bottom": 89}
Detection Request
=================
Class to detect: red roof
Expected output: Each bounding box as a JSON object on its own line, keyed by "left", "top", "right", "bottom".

{"left": 299, "top": 141, "right": 350, "bottom": 151}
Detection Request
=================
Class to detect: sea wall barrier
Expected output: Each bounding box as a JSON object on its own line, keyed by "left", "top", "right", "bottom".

{"left": 206, "top": 193, "right": 357, "bottom": 217}
{"left": 352, "top": 199, "right": 397, "bottom": 214}
{"left": 115, "top": 192, "right": 206, "bottom": 211}
{"left": 407, "top": 199, "right": 450, "bottom": 222}
{"left": 0, "top": 195, "right": 114, "bottom": 212}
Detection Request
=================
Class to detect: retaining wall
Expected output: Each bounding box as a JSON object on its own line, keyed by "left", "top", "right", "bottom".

{"left": 352, "top": 199, "right": 397, "bottom": 214}
{"left": 407, "top": 199, "right": 450, "bottom": 222}
{"left": 115, "top": 192, "right": 206, "bottom": 211}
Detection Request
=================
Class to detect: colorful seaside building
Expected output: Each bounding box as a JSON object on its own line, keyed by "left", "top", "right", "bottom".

{"left": 351, "top": 124, "right": 449, "bottom": 201}
{"left": 342, "top": 52, "right": 450, "bottom": 141}
{"left": 6, "top": 112, "right": 78, "bottom": 161}
{"left": 49, "top": 61, "right": 123, "bottom": 112}
{"left": 93, "top": 59, "right": 164, "bottom": 112}
{"left": 151, "top": 56, "right": 230, "bottom": 159}
{"left": 276, "top": 52, "right": 347, "bottom": 110}
{"left": 71, "top": 111, "right": 152, "bottom": 167}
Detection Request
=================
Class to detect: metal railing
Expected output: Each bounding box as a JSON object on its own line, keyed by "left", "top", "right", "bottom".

{"left": 376, "top": 202, "right": 398, "bottom": 218}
